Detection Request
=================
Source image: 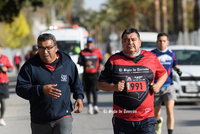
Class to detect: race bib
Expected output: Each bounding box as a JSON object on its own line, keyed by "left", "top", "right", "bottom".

{"left": 126, "top": 81, "right": 146, "bottom": 92}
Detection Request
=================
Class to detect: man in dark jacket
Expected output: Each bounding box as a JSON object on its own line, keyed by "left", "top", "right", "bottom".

{"left": 16, "top": 33, "right": 84, "bottom": 134}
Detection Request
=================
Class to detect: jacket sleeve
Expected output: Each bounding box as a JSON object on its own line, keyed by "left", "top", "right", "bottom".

{"left": 6, "top": 56, "right": 14, "bottom": 72}
{"left": 70, "top": 62, "right": 84, "bottom": 100}
{"left": 15, "top": 63, "right": 44, "bottom": 100}
{"left": 77, "top": 52, "right": 85, "bottom": 66}
{"left": 98, "top": 49, "right": 103, "bottom": 64}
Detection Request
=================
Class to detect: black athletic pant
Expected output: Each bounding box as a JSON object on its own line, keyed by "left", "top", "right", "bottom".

{"left": 83, "top": 72, "right": 98, "bottom": 105}
{"left": 0, "top": 98, "right": 5, "bottom": 119}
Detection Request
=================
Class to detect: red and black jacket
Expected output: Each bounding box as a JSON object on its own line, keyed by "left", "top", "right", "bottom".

{"left": 78, "top": 48, "right": 103, "bottom": 74}
{"left": 0, "top": 55, "right": 14, "bottom": 83}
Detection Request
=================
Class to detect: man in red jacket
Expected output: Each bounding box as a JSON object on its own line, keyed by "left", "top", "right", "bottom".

{"left": 78, "top": 37, "right": 103, "bottom": 114}
{"left": 0, "top": 44, "right": 14, "bottom": 126}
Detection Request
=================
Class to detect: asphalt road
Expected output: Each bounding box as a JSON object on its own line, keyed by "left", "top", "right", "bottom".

{"left": 1, "top": 73, "right": 200, "bottom": 134}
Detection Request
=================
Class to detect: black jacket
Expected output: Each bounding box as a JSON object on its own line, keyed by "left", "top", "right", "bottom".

{"left": 16, "top": 51, "right": 84, "bottom": 124}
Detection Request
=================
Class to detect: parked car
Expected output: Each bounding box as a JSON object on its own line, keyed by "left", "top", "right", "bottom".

{"left": 168, "top": 45, "right": 200, "bottom": 99}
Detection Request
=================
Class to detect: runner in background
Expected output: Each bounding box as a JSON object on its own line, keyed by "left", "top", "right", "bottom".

{"left": 0, "top": 44, "right": 14, "bottom": 126}
{"left": 78, "top": 37, "right": 103, "bottom": 114}
{"left": 151, "top": 32, "right": 182, "bottom": 134}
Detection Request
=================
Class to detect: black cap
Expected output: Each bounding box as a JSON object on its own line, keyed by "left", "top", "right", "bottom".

{"left": 32, "top": 45, "right": 38, "bottom": 50}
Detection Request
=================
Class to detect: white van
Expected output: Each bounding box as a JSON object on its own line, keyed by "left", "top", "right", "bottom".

{"left": 41, "top": 25, "right": 89, "bottom": 76}
{"left": 139, "top": 32, "right": 158, "bottom": 51}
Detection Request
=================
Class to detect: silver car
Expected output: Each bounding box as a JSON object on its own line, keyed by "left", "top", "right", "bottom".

{"left": 168, "top": 45, "right": 200, "bottom": 99}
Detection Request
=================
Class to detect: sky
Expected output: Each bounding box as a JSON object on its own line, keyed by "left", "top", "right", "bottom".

{"left": 83, "top": 0, "right": 108, "bottom": 11}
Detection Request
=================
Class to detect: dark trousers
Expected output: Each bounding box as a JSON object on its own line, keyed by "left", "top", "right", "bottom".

{"left": 83, "top": 72, "right": 98, "bottom": 105}
{"left": 0, "top": 98, "right": 5, "bottom": 119}
{"left": 112, "top": 116, "right": 157, "bottom": 134}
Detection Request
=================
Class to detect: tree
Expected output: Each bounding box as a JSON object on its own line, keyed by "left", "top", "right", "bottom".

{"left": 155, "top": 0, "right": 161, "bottom": 32}
{"left": 173, "top": 0, "right": 179, "bottom": 34}
{"left": 0, "top": 12, "right": 30, "bottom": 48}
{"left": 71, "top": 0, "right": 84, "bottom": 25}
{"left": 162, "top": 0, "right": 168, "bottom": 33}
{"left": 0, "top": 0, "right": 50, "bottom": 23}
{"left": 194, "top": 0, "right": 199, "bottom": 30}
{"left": 182, "top": 0, "right": 188, "bottom": 33}
{"left": 54, "top": 0, "right": 75, "bottom": 25}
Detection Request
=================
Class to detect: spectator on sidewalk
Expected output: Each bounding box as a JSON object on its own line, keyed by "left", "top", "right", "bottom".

{"left": 25, "top": 50, "right": 31, "bottom": 61}
{"left": 31, "top": 45, "right": 39, "bottom": 57}
{"left": 14, "top": 52, "right": 21, "bottom": 73}
{"left": 25, "top": 45, "right": 38, "bottom": 61}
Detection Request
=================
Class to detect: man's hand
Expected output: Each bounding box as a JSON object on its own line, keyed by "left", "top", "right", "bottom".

{"left": 1, "top": 66, "right": 8, "bottom": 72}
{"left": 98, "top": 63, "right": 103, "bottom": 70}
{"left": 114, "top": 80, "right": 125, "bottom": 92}
{"left": 73, "top": 99, "right": 83, "bottom": 113}
{"left": 86, "top": 60, "right": 92, "bottom": 66}
{"left": 150, "top": 83, "right": 160, "bottom": 93}
{"left": 176, "top": 69, "right": 182, "bottom": 76}
{"left": 43, "top": 84, "right": 62, "bottom": 98}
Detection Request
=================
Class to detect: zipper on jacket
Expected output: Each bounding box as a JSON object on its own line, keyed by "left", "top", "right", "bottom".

{"left": 51, "top": 72, "right": 54, "bottom": 119}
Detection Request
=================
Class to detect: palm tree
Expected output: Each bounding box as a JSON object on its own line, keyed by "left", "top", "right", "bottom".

{"left": 194, "top": 0, "right": 199, "bottom": 30}
{"left": 154, "top": 0, "right": 160, "bottom": 32}
{"left": 55, "top": 0, "right": 75, "bottom": 26}
{"left": 173, "top": 0, "right": 179, "bottom": 34}
{"left": 182, "top": 0, "right": 188, "bottom": 33}
{"left": 162, "top": 0, "right": 168, "bottom": 33}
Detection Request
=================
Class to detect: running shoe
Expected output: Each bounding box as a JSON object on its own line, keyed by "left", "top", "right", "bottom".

{"left": 88, "top": 104, "right": 93, "bottom": 114}
{"left": 156, "top": 117, "right": 163, "bottom": 134}
{"left": 0, "top": 119, "right": 6, "bottom": 126}
{"left": 94, "top": 105, "right": 99, "bottom": 114}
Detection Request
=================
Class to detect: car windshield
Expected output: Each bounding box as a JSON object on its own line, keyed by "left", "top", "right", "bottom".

{"left": 174, "top": 50, "right": 200, "bottom": 65}
{"left": 141, "top": 42, "right": 157, "bottom": 48}
{"left": 56, "top": 41, "right": 81, "bottom": 56}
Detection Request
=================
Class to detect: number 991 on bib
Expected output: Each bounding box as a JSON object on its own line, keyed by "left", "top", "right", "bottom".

{"left": 126, "top": 81, "right": 146, "bottom": 92}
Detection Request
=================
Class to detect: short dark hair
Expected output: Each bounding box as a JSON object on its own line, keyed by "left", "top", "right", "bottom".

{"left": 37, "top": 33, "right": 57, "bottom": 46}
{"left": 121, "top": 28, "right": 140, "bottom": 39}
{"left": 157, "top": 32, "right": 169, "bottom": 40}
